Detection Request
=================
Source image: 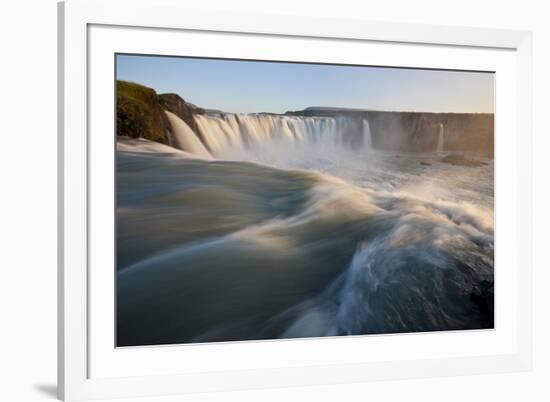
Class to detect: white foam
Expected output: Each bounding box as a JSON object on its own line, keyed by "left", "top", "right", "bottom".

{"left": 165, "top": 111, "right": 212, "bottom": 158}
{"left": 116, "top": 137, "right": 202, "bottom": 159}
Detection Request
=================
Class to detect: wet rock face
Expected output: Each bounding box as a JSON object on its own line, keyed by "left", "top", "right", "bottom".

{"left": 159, "top": 93, "right": 204, "bottom": 134}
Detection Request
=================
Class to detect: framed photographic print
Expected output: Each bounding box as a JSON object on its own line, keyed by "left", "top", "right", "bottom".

{"left": 58, "top": 0, "right": 533, "bottom": 400}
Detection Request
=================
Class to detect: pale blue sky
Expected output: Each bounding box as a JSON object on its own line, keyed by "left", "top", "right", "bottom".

{"left": 116, "top": 54, "right": 494, "bottom": 114}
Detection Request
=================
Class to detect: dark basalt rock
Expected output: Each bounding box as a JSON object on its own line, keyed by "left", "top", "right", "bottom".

{"left": 470, "top": 280, "right": 494, "bottom": 327}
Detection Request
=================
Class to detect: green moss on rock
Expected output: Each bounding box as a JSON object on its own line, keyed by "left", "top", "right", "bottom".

{"left": 116, "top": 80, "right": 170, "bottom": 144}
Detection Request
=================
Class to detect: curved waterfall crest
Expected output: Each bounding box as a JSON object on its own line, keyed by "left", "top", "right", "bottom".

{"left": 165, "top": 111, "right": 212, "bottom": 159}
{"left": 191, "top": 113, "right": 372, "bottom": 157}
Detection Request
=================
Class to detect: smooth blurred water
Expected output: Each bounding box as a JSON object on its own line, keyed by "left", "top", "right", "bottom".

{"left": 116, "top": 136, "right": 493, "bottom": 346}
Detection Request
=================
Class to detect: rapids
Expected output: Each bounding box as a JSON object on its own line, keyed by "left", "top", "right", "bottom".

{"left": 116, "top": 113, "right": 493, "bottom": 346}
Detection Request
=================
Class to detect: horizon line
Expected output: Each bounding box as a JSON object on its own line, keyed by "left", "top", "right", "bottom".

{"left": 118, "top": 79, "right": 495, "bottom": 116}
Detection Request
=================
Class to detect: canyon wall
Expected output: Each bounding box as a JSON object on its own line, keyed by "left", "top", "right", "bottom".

{"left": 116, "top": 82, "right": 494, "bottom": 157}
{"left": 287, "top": 108, "right": 494, "bottom": 156}
{"left": 367, "top": 111, "right": 494, "bottom": 155}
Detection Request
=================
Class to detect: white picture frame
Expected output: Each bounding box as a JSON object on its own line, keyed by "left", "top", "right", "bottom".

{"left": 58, "top": 0, "right": 533, "bottom": 400}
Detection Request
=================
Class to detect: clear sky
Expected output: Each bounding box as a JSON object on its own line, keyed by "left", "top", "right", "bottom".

{"left": 116, "top": 54, "right": 494, "bottom": 114}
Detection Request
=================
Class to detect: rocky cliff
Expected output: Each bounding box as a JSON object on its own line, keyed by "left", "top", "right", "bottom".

{"left": 116, "top": 81, "right": 203, "bottom": 144}
{"left": 287, "top": 107, "right": 494, "bottom": 156}
{"left": 366, "top": 111, "right": 493, "bottom": 155}
{"left": 117, "top": 83, "right": 494, "bottom": 157}
{"left": 158, "top": 93, "right": 204, "bottom": 133}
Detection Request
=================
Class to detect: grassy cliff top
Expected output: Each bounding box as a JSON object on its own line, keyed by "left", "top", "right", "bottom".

{"left": 116, "top": 80, "right": 170, "bottom": 143}
{"left": 117, "top": 80, "right": 158, "bottom": 103}
{"left": 116, "top": 80, "right": 203, "bottom": 144}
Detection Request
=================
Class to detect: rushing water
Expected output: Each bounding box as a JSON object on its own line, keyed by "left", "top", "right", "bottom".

{"left": 437, "top": 123, "right": 445, "bottom": 152}
{"left": 192, "top": 113, "right": 368, "bottom": 156}
{"left": 116, "top": 113, "right": 494, "bottom": 347}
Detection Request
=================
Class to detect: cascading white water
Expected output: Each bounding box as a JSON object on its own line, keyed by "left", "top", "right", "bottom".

{"left": 118, "top": 110, "right": 494, "bottom": 346}
{"left": 437, "top": 123, "right": 445, "bottom": 152}
{"left": 193, "top": 114, "right": 369, "bottom": 158}
{"left": 362, "top": 119, "right": 372, "bottom": 149}
{"left": 165, "top": 111, "right": 212, "bottom": 158}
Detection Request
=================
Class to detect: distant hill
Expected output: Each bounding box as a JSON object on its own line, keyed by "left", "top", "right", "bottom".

{"left": 116, "top": 81, "right": 494, "bottom": 156}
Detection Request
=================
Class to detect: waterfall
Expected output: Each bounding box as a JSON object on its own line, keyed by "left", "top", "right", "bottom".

{"left": 437, "top": 123, "right": 445, "bottom": 152}
{"left": 362, "top": 119, "right": 372, "bottom": 150}
{"left": 192, "top": 114, "right": 368, "bottom": 158}
{"left": 164, "top": 111, "right": 212, "bottom": 158}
